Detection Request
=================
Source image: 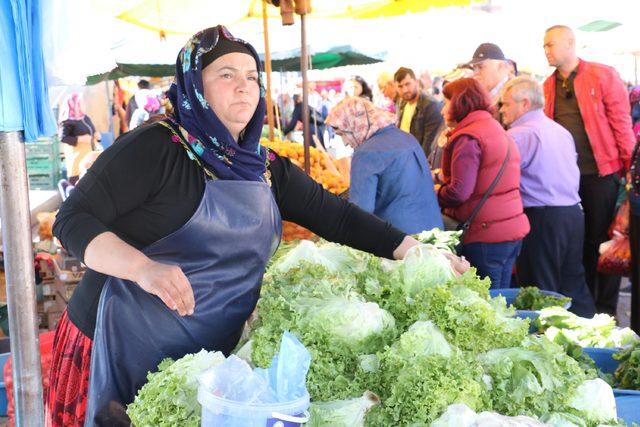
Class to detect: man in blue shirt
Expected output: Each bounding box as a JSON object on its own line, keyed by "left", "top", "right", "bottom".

{"left": 500, "top": 76, "right": 595, "bottom": 317}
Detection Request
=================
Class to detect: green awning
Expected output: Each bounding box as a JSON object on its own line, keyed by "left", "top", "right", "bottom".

{"left": 86, "top": 46, "right": 384, "bottom": 85}
{"left": 86, "top": 63, "right": 175, "bottom": 85}
{"left": 261, "top": 46, "right": 384, "bottom": 71}
{"left": 578, "top": 20, "right": 622, "bottom": 32}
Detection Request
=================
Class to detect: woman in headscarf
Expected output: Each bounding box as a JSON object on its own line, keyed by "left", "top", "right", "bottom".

{"left": 326, "top": 97, "right": 443, "bottom": 234}
{"left": 44, "top": 26, "right": 452, "bottom": 426}
{"left": 58, "top": 93, "right": 100, "bottom": 185}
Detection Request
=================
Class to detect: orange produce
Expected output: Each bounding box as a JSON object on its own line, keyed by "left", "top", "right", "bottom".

{"left": 261, "top": 138, "right": 349, "bottom": 241}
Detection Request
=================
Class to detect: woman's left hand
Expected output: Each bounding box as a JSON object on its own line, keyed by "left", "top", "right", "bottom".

{"left": 393, "top": 236, "right": 470, "bottom": 275}
{"left": 442, "top": 252, "right": 471, "bottom": 276}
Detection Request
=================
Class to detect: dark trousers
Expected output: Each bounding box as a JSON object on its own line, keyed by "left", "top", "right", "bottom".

{"left": 516, "top": 204, "right": 596, "bottom": 317}
{"left": 580, "top": 174, "right": 621, "bottom": 315}
{"left": 461, "top": 240, "right": 522, "bottom": 289}
{"left": 631, "top": 212, "right": 640, "bottom": 334}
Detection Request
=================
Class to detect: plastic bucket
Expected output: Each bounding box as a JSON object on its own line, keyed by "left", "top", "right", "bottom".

{"left": 583, "top": 347, "right": 619, "bottom": 374}
{"left": 198, "top": 385, "right": 310, "bottom": 427}
{"left": 615, "top": 395, "right": 640, "bottom": 424}
{"left": 489, "top": 288, "right": 572, "bottom": 321}
{"left": 614, "top": 388, "right": 640, "bottom": 397}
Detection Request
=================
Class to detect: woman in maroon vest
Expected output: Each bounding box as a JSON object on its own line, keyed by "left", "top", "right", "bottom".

{"left": 437, "top": 78, "right": 529, "bottom": 288}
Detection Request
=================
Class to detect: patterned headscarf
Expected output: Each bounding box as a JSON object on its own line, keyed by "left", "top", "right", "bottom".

{"left": 59, "top": 93, "right": 85, "bottom": 123}
{"left": 166, "top": 25, "right": 267, "bottom": 182}
{"left": 325, "top": 97, "right": 396, "bottom": 148}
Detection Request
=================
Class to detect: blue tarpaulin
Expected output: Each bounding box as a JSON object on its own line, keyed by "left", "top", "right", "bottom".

{"left": 0, "top": 0, "right": 56, "bottom": 141}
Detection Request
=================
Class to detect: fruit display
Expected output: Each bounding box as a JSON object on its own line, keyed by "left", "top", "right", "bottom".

{"left": 261, "top": 138, "right": 349, "bottom": 241}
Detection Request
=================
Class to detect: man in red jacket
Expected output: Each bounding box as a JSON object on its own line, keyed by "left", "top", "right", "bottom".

{"left": 543, "top": 25, "right": 636, "bottom": 315}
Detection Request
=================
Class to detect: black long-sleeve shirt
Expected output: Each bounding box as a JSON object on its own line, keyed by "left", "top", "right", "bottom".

{"left": 53, "top": 123, "right": 405, "bottom": 338}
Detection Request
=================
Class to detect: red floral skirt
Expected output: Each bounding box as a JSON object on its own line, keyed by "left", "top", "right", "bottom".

{"left": 45, "top": 310, "right": 92, "bottom": 427}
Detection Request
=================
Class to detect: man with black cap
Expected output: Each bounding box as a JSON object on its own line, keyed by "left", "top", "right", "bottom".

{"left": 466, "top": 43, "right": 512, "bottom": 106}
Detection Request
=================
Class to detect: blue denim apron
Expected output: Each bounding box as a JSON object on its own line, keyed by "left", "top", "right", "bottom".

{"left": 84, "top": 178, "right": 282, "bottom": 425}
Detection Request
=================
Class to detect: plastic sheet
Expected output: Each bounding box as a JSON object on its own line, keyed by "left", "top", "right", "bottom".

{"left": 255, "top": 331, "right": 311, "bottom": 402}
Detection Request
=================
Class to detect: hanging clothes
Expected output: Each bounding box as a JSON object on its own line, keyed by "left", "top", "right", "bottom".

{"left": 0, "top": 0, "right": 56, "bottom": 140}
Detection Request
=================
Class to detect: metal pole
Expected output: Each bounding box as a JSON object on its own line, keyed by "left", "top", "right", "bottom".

{"left": 104, "top": 81, "right": 114, "bottom": 139}
{"left": 262, "top": 0, "right": 275, "bottom": 141}
{"left": 0, "top": 132, "right": 44, "bottom": 426}
{"left": 300, "top": 14, "right": 311, "bottom": 174}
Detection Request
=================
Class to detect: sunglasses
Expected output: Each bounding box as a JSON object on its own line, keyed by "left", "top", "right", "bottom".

{"left": 331, "top": 126, "right": 353, "bottom": 136}
{"left": 561, "top": 78, "right": 573, "bottom": 99}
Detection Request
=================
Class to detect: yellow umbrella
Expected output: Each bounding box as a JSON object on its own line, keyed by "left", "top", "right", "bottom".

{"left": 114, "top": 0, "right": 476, "bottom": 36}
{"left": 112, "top": 0, "right": 476, "bottom": 172}
{"left": 248, "top": 0, "right": 475, "bottom": 19}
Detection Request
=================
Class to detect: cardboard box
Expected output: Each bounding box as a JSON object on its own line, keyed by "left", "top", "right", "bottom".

{"left": 51, "top": 281, "right": 77, "bottom": 304}
{"left": 53, "top": 253, "right": 85, "bottom": 283}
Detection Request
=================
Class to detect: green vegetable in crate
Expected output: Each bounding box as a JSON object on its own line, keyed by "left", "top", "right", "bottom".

{"left": 535, "top": 307, "right": 639, "bottom": 348}
{"left": 514, "top": 286, "right": 571, "bottom": 311}
{"left": 126, "top": 350, "right": 225, "bottom": 427}
{"left": 413, "top": 228, "right": 462, "bottom": 253}
{"left": 614, "top": 341, "right": 640, "bottom": 390}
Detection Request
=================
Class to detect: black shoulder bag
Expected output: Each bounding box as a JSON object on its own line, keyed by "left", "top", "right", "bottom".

{"left": 443, "top": 143, "right": 511, "bottom": 250}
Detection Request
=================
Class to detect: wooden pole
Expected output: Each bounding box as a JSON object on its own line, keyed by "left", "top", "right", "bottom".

{"left": 301, "top": 13, "right": 310, "bottom": 174}
{"left": 262, "top": 0, "right": 275, "bottom": 140}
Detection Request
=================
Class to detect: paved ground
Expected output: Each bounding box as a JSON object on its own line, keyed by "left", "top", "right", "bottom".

{"left": 618, "top": 277, "right": 632, "bottom": 328}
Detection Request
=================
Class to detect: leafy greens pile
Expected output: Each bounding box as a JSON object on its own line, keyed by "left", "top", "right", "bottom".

{"left": 614, "top": 341, "right": 640, "bottom": 390}
{"left": 514, "top": 286, "right": 571, "bottom": 311}
{"left": 247, "top": 240, "right": 625, "bottom": 426}
{"left": 534, "top": 307, "right": 639, "bottom": 348}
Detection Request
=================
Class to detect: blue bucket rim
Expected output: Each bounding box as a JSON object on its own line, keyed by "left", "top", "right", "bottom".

{"left": 614, "top": 388, "right": 640, "bottom": 396}
{"left": 582, "top": 346, "right": 621, "bottom": 354}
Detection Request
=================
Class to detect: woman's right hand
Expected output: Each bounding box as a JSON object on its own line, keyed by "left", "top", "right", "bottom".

{"left": 131, "top": 259, "right": 195, "bottom": 316}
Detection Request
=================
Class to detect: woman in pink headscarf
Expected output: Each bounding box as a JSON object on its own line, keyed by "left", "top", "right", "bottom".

{"left": 59, "top": 93, "right": 100, "bottom": 184}
{"left": 326, "top": 97, "right": 443, "bottom": 234}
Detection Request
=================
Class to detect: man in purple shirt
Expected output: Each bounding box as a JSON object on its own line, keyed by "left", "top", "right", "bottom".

{"left": 500, "top": 76, "right": 595, "bottom": 317}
